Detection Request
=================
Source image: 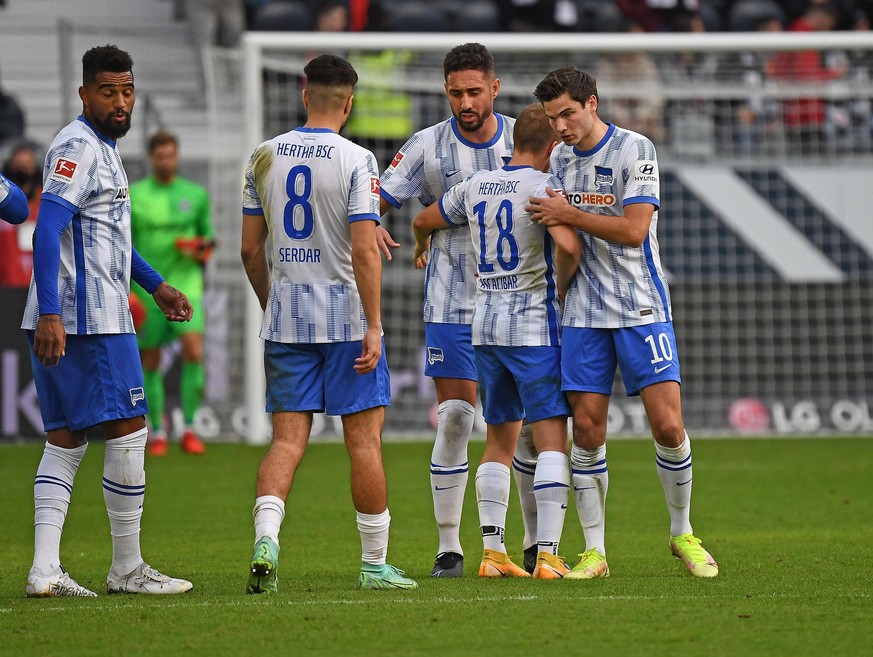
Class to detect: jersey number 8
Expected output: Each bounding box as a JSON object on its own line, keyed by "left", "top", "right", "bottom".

{"left": 283, "top": 165, "right": 314, "bottom": 240}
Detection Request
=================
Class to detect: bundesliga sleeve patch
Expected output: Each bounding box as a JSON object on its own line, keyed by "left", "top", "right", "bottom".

{"left": 370, "top": 176, "right": 380, "bottom": 198}
{"left": 389, "top": 151, "right": 403, "bottom": 169}
{"left": 50, "top": 158, "right": 79, "bottom": 183}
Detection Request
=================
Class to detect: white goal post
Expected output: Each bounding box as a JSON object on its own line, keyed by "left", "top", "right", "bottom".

{"left": 203, "top": 31, "right": 873, "bottom": 442}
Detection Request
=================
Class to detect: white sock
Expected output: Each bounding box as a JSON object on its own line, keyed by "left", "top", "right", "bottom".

{"left": 32, "top": 442, "right": 87, "bottom": 576}
{"left": 103, "top": 429, "right": 147, "bottom": 577}
{"left": 430, "top": 399, "right": 474, "bottom": 555}
{"left": 253, "top": 495, "right": 286, "bottom": 545}
{"left": 475, "top": 461, "right": 510, "bottom": 553}
{"left": 571, "top": 444, "right": 608, "bottom": 556}
{"left": 512, "top": 422, "right": 538, "bottom": 551}
{"left": 655, "top": 433, "right": 693, "bottom": 537}
{"left": 533, "top": 451, "right": 570, "bottom": 556}
{"left": 357, "top": 509, "right": 390, "bottom": 565}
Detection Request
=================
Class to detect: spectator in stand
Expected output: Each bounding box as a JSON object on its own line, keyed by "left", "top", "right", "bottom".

{"left": 767, "top": 1, "right": 847, "bottom": 155}
{"left": 0, "top": 143, "right": 41, "bottom": 287}
{"left": 498, "top": 0, "right": 553, "bottom": 32}
{"left": 614, "top": 0, "right": 701, "bottom": 32}
{"left": 0, "top": 66, "right": 26, "bottom": 149}
{"left": 316, "top": 0, "right": 348, "bottom": 31}
{"left": 715, "top": 14, "right": 784, "bottom": 155}
{"left": 595, "top": 20, "right": 666, "bottom": 143}
{"left": 189, "top": 0, "right": 246, "bottom": 49}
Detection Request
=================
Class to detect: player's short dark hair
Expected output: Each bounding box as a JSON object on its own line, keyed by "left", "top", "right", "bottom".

{"left": 148, "top": 130, "right": 178, "bottom": 153}
{"left": 513, "top": 104, "right": 555, "bottom": 154}
{"left": 82, "top": 44, "right": 134, "bottom": 86}
{"left": 443, "top": 43, "right": 494, "bottom": 80}
{"left": 533, "top": 66, "right": 598, "bottom": 106}
{"left": 303, "top": 54, "right": 358, "bottom": 90}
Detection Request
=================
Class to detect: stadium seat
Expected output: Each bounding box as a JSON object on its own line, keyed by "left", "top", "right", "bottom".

{"left": 576, "top": 0, "right": 625, "bottom": 32}
{"left": 453, "top": 0, "right": 500, "bottom": 32}
{"left": 250, "top": 1, "right": 315, "bottom": 32}
{"left": 389, "top": 2, "right": 450, "bottom": 32}
{"left": 727, "top": 0, "right": 785, "bottom": 31}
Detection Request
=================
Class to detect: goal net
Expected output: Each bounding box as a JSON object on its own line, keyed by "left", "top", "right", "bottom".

{"left": 204, "top": 31, "right": 873, "bottom": 441}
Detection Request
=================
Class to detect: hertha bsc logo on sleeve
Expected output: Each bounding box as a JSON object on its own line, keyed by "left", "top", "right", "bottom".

{"left": 50, "top": 158, "right": 78, "bottom": 183}
{"left": 370, "top": 176, "right": 380, "bottom": 198}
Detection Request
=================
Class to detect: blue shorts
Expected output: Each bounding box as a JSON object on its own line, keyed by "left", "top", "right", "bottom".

{"left": 27, "top": 332, "right": 147, "bottom": 432}
{"left": 264, "top": 339, "right": 390, "bottom": 416}
{"left": 562, "top": 322, "right": 682, "bottom": 396}
{"left": 474, "top": 345, "right": 570, "bottom": 424}
{"left": 424, "top": 323, "right": 477, "bottom": 381}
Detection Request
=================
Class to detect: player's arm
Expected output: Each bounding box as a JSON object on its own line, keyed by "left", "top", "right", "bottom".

{"left": 350, "top": 219, "right": 383, "bottom": 374}
{"left": 179, "top": 187, "right": 217, "bottom": 264}
{"left": 0, "top": 173, "right": 30, "bottom": 225}
{"left": 546, "top": 224, "right": 582, "bottom": 301}
{"left": 376, "top": 195, "right": 401, "bottom": 261}
{"left": 31, "top": 198, "right": 74, "bottom": 367}
{"left": 131, "top": 248, "right": 193, "bottom": 322}
{"left": 528, "top": 188, "right": 654, "bottom": 247}
{"left": 411, "top": 202, "right": 449, "bottom": 269}
{"left": 240, "top": 212, "right": 270, "bottom": 311}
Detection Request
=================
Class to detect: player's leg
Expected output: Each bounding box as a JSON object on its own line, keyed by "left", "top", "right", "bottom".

{"left": 179, "top": 330, "right": 206, "bottom": 454}
{"left": 617, "top": 323, "right": 717, "bottom": 578}
{"left": 97, "top": 335, "right": 191, "bottom": 594}
{"left": 473, "top": 346, "right": 528, "bottom": 578}
{"left": 139, "top": 347, "right": 167, "bottom": 455}
{"left": 476, "top": 423, "right": 529, "bottom": 577}
{"left": 561, "top": 328, "right": 614, "bottom": 579}
{"left": 425, "top": 322, "right": 477, "bottom": 577}
{"left": 511, "top": 422, "right": 538, "bottom": 573}
{"left": 137, "top": 300, "right": 171, "bottom": 456}
{"left": 28, "top": 427, "right": 93, "bottom": 597}
{"left": 507, "top": 345, "right": 572, "bottom": 579}
{"left": 248, "top": 410, "right": 312, "bottom": 593}
{"left": 25, "top": 332, "right": 97, "bottom": 597}
{"left": 326, "top": 340, "right": 416, "bottom": 590}
{"left": 247, "top": 341, "right": 322, "bottom": 594}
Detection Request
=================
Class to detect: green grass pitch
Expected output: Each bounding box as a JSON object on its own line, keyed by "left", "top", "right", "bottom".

{"left": 1, "top": 438, "right": 871, "bottom": 656}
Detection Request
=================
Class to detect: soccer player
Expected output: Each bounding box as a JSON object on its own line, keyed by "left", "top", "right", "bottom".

{"left": 21, "top": 45, "right": 194, "bottom": 597}
{"left": 379, "top": 43, "right": 540, "bottom": 578}
{"left": 412, "top": 104, "right": 581, "bottom": 579}
{"left": 241, "top": 53, "right": 417, "bottom": 593}
{"left": 130, "top": 130, "right": 214, "bottom": 457}
{"left": 0, "top": 171, "right": 29, "bottom": 224}
{"left": 527, "top": 66, "right": 719, "bottom": 579}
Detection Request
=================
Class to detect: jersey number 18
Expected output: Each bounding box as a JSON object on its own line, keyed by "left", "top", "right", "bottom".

{"left": 473, "top": 199, "right": 519, "bottom": 274}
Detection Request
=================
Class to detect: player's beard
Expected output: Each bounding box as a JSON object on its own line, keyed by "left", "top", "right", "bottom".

{"left": 454, "top": 107, "right": 491, "bottom": 134}
{"left": 95, "top": 111, "right": 133, "bottom": 140}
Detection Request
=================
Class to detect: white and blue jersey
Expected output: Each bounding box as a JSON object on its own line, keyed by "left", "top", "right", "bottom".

{"left": 551, "top": 123, "right": 669, "bottom": 329}
{"left": 21, "top": 116, "right": 134, "bottom": 335}
{"left": 243, "top": 127, "right": 381, "bottom": 344}
{"left": 380, "top": 114, "right": 515, "bottom": 325}
{"left": 439, "top": 165, "right": 564, "bottom": 347}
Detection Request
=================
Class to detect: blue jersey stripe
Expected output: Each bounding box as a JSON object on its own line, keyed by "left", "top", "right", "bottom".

{"left": 643, "top": 235, "right": 670, "bottom": 322}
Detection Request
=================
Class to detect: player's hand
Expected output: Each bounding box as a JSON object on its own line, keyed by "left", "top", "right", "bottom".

{"left": 413, "top": 237, "right": 430, "bottom": 269}
{"left": 34, "top": 314, "right": 66, "bottom": 367}
{"left": 176, "top": 237, "right": 216, "bottom": 263}
{"left": 355, "top": 326, "right": 382, "bottom": 375}
{"left": 152, "top": 282, "right": 194, "bottom": 322}
{"left": 527, "top": 187, "right": 569, "bottom": 227}
{"left": 376, "top": 225, "right": 400, "bottom": 261}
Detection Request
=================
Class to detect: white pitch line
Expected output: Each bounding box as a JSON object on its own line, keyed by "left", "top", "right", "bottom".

{"left": 2, "top": 591, "right": 868, "bottom": 615}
